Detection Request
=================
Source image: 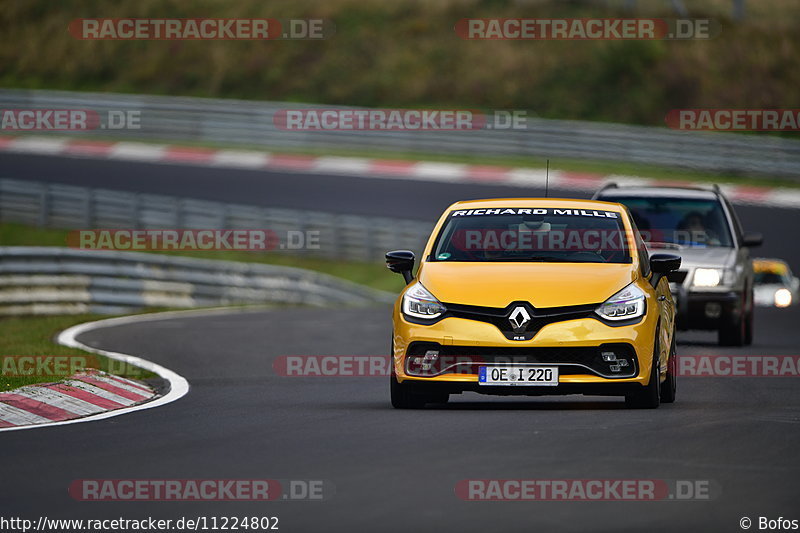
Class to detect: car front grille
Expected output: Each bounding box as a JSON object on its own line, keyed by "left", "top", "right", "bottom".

{"left": 405, "top": 342, "right": 639, "bottom": 379}
{"left": 442, "top": 301, "right": 598, "bottom": 341}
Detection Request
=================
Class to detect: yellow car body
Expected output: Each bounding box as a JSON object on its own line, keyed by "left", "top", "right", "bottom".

{"left": 387, "top": 198, "right": 680, "bottom": 409}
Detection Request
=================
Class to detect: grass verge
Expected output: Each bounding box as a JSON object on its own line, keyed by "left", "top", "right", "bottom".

{"left": 0, "top": 314, "right": 157, "bottom": 392}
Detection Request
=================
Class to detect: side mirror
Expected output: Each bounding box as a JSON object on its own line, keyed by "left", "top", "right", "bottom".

{"left": 650, "top": 254, "right": 682, "bottom": 274}
{"left": 792, "top": 277, "right": 800, "bottom": 291}
{"left": 386, "top": 250, "right": 415, "bottom": 284}
{"left": 649, "top": 253, "right": 681, "bottom": 288}
{"left": 742, "top": 232, "right": 763, "bottom": 248}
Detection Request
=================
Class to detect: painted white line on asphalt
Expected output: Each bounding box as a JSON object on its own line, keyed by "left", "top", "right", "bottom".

{"left": 411, "top": 162, "right": 469, "bottom": 182}
{"left": 2, "top": 135, "right": 799, "bottom": 210}
{"left": 604, "top": 174, "right": 655, "bottom": 188}
{"left": 0, "top": 306, "right": 278, "bottom": 432}
{"left": 15, "top": 387, "right": 105, "bottom": 416}
{"left": 313, "top": 156, "right": 371, "bottom": 175}
{"left": 63, "top": 379, "right": 137, "bottom": 406}
{"left": 82, "top": 372, "right": 155, "bottom": 397}
{"left": 108, "top": 142, "right": 166, "bottom": 161}
{"left": 211, "top": 150, "right": 270, "bottom": 168}
{"left": 505, "top": 168, "right": 549, "bottom": 187}
{"left": 101, "top": 373, "right": 154, "bottom": 393}
{"left": 0, "top": 403, "right": 52, "bottom": 425}
{"left": 9, "top": 137, "right": 68, "bottom": 155}
{"left": 764, "top": 189, "right": 800, "bottom": 209}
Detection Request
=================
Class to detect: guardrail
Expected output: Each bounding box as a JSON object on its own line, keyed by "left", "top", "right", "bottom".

{"left": 1, "top": 89, "right": 798, "bottom": 178}
{"left": 0, "top": 247, "right": 395, "bottom": 315}
{"left": 0, "top": 178, "right": 432, "bottom": 263}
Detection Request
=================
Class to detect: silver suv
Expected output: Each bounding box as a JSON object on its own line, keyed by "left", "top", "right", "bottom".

{"left": 594, "top": 184, "right": 763, "bottom": 346}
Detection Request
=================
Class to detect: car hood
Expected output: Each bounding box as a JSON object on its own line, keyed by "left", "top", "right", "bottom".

{"left": 650, "top": 246, "right": 736, "bottom": 269}
{"left": 417, "top": 262, "right": 637, "bottom": 308}
{"left": 755, "top": 284, "right": 786, "bottom": 295}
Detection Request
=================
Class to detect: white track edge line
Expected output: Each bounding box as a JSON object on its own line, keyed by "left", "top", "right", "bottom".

{"left": 0, "top": 306, "right": 267, "bottom": 432}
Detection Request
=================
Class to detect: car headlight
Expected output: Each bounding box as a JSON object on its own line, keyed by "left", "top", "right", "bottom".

{"left": 596, "top": 283, "right": 646, "bottom": 321}
{"left": 775, "top": 288, "right": 792, "bottom": 308}
{"left": 692, "top": 268, "right": 736, "bottom": 288}
{"left": 693, "top": 268, "right": 722, "bottom": 287}
{"left": 402, "top": 281, "right": 446, "bottom": 319}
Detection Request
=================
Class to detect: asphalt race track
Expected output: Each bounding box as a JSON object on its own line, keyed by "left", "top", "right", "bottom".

{"left": 2, "top": 305, "right": 799, "bottom": 532}
{"left": 2, "top": 152, "right": 800, "bottom": 532}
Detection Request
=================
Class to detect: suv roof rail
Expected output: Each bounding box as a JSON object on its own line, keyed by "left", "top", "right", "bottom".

{"left": 592, "top": 182, "right": 618, "bottom": 199}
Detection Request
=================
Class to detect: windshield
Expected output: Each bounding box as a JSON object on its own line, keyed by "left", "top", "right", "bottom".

{"left": 431, "top": 208, "right": 631, "bottom": 264}
{"left": 754, "top": 272, "right": 786, "bottom": 285}
{"left": 601, "top": 196, "right": 734, "bottom": 248}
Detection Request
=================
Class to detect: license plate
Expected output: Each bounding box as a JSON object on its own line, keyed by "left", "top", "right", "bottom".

{"left": 478, "top": 366, "right": 558, "bottom": 386}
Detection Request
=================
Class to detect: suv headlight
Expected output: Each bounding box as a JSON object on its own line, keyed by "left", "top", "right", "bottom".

{"left": 775, "top": 288, "right": 792, "bottom": 308}
{"left": 692, "top": 268, "right": 734, "bottom": 288}
{"left": 402, "top": 281, "right": 446, "bottom": 319}
{"left": 596, "top": 283, "right": 646, "bottom": 321}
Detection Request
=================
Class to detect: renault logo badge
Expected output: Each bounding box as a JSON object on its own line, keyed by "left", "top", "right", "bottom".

{"left": 509, "top": 306, "right": 531, "bottom": 332}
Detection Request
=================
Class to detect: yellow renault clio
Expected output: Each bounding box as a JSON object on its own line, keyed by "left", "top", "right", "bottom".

{"left": 386, "top": 198, "right": 681, "bottom": 409}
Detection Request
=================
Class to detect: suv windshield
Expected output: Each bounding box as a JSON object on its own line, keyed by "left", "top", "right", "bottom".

{"left": 431, "top": 208, "right": 631, "bottom": 264}
{"left": 754, "top": 272, "right": 786, "bottom": 285}
{"left": 601, "top": 196, "right": 734, "bottom": 248}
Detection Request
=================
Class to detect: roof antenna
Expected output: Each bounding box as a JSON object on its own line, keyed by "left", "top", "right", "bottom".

{"left": 545, "top": 159, "right": 550, "bottom": 198}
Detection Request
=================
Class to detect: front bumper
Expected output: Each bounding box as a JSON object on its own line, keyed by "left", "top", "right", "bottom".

{"left": 392, "top": 310, "right": 658, "bottom": 395}
{"left": 392, "top": 378, "right": 650, "bottom": 397}
{"left": 672, "top": 288, "right": 742, "bottom": 330}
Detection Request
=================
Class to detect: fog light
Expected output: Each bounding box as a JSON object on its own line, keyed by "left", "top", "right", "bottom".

{"left": 414, "top": 350, "right": 439, "bottom": 371}
{"left": 705, "top": 302, "right": 722, "bottom": 319}
{"left": 601, "top": 352, "right": 616, "bottom": 362}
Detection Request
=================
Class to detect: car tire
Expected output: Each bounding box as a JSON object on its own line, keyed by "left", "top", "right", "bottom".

{"left": 743, "top": 292, "right": 754, "bottom": 346}
{"left": 626, "top": 335, "right": 661, "bottom": 409}
{"left": 389, "top": 352, "right": 449, "bottom": 409}
{"left": 718, "top": 314, "right": 746, "bottom": 347}
{"left": 719, "top": 289, "right": 750, "bottom": 346}
{"left": 660, "top": 334, "right": 677, "bottom": 404}
{"left": 390, "top": 373, "right": 426, "bottom": 409}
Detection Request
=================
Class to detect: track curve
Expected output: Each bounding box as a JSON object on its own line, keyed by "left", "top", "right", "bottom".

{"left": 1, "top": 303, "right": 799, "bottom": 532}
{"left": 2, "top": 153, "right": 800, "bottom": 532}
